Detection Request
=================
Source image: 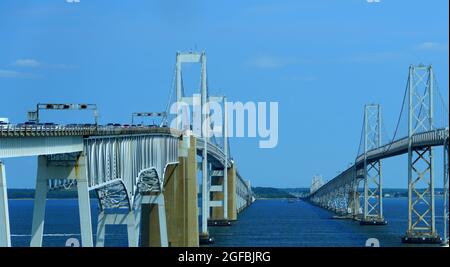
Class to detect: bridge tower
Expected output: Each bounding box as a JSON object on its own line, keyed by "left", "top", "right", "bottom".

{"left": 361, "top": 104, "right": 386, "bottom": 225}
{"left": 175, "top": 51, "right": 210, "bottom": 241}
{"left": 174, "top": 51, "right": 230, "bottom": 242}
{"left": 403, "top": 64, "right": 441, "bottom": 243}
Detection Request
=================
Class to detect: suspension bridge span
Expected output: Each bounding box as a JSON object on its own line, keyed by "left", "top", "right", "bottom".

{"left": 307, "top": 64, "right": 449, "bottom": 245}
{"left": 0, "top": 51, "right": 255, "bottom": 247}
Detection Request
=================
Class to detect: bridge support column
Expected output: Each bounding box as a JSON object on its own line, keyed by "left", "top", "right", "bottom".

{"left": 403, "top": 146, "right": 440, "bottom": 243}
{"left": 361, "top": 161, "right": 386, "bottom": 225}
{"left": 200, "top": 149, "right": 210, "bottom": 240}
{"left": 348, "top": 189, "right": 361, "bottom": 218}
{"left": 77, "top": 177, "right": 93, "bottom": 247}
{"left": 141, "top": 194, "right": 168, "bottom": 247}
{"left": 30, "top": 156, "right": 48, "bottom": 247}
{"left": 30, "top": 154, "right": 93, "bottom": 247}
{"left": 227, "top": 164, "right": 237, "bottom": 221}
{"left": 161, "top": 136, "right": 199, "bottom": 247}
{"left": 96, "top": 211, "right": 138, "bottom": 247}
{"left": 96, "top": 212, "right": 106, "bottom": 247}
{"left": 210, "top": 174, "right": 227, "bottom": 222}
{"left": 0, "top": 162, "right": 11, "bottom": 247}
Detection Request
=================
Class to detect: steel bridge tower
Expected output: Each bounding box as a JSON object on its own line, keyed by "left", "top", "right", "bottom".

{"left": 403, "top": 65, "right": 441, "bottom": 243}
{"left": 361, "top": 104, "right": 386, "bottom": 225}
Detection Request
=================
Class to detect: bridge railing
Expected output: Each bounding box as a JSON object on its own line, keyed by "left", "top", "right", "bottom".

{"left": 310, "top": 127, "right": 449, "bottom": 199}
{"left": 0, "top": 124, "right": 182, "bottom": 137}
{"left": 355, "top": 127, "right": 449, "bottom": 165}
{"left": 236, "top": 171, "right": 254, "bottom": 212}
{"left": 196, "top": 138, "right": 232, "bottom": 168}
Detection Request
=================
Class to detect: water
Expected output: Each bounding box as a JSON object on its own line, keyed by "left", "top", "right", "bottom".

{"left": 7, "top": 198, "right": 447, "bottom": 247}
{"left": 210, "top": 198, "right": 446, "bottom": 247}
{"left": 9, "top": 199, "right": 129, "bottom": 247}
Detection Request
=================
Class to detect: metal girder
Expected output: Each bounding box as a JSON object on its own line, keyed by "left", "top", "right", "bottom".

{"left": 85, "top": 135, "right": 179, "bottom": 191}
{"left": 96, "top": 181, "right": 130, "bottom": 210}
{"left": 362, "top": 104, "right": 385, "bottom": 224}
{"left": 0, "top": 136, "right": 84, "bottom": 158}
{"left": 404, "top": 65, "right": 440, "bottom": 242}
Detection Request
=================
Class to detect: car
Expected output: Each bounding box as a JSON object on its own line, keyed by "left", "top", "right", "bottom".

{"left": 16, "top": 121, "right": 42, "bottom": 128}
{"left": 43, "top": 122, "right": 57, "bottom": 127}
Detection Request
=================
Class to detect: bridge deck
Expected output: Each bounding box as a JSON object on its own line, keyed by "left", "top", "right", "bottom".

{"left": 310, "top": 127, "right": 449, "bottom": 198}
{"left": 0, "top": 125, "right": 182, "bottom": 138}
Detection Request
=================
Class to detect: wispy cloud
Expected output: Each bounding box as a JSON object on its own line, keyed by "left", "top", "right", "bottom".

{"left": 414, "top": 42, "right": 448, "bottom": 51}
{"left": 13, "top": 59, "right": 41, "bottom": 68}
{"left": 0, "top": 69, "right": 35, "bottom": 78}
{"left": 246, "top": 56, "right": 308, "bottom": 69}
{"left": 12, "top": 58, "right": 76, "bottom": 69}
{"left": 1, "top": 58, "right": 75, "bottom": 79}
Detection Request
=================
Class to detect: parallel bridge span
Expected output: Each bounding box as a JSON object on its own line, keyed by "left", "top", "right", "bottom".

{"left": 307, "top": 65, "right": 449, "bottom": 245}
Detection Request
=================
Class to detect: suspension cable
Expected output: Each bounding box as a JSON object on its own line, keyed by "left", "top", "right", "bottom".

{"left": 162, "top": 66, "right": 177, "bottom": 126}
{"left": 382, "top": 72, "right": 410, "bottom": 154}
{"left": 355, "top": 113, "right": 365, "bottom": 159}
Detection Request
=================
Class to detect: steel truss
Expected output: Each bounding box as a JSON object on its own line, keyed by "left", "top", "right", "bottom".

{"left": 404, "top": 65, "right": 440, "bottom": 243}
{"left": 362, "top": 104, "right": 385, "bottom": 224}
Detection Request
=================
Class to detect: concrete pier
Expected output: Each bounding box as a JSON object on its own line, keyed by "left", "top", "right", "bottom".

{"left": 142, "top": 135, "right": 199, "bottom": 247}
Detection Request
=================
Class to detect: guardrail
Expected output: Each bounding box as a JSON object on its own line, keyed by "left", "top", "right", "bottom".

{"left": 355, "top": 128, "right": 449, "bottom": 165}
{"left": 196, "top": 138, "right": 232, "bottom": 168}
{"left": 0, "top": 124, "right": 182, "bottom": 138}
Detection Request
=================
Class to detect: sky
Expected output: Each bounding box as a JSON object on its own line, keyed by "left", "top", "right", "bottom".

{"left": 0, "top": 0, "right": 448, "bottom": 189}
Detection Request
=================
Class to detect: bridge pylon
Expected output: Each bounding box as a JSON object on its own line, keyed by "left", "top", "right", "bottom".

{"left": 175, "top": 51, "right": 212, "bottom": 241}
{"left": 402, "top": 65, "right": 441, "bottom": 243}
{"left": 30, "top": 154, "right": 93, "bottom": 247}
{"left": 361, "top": 104, "right": 386, "bottom": 225}
{"left": 0, "top": 161, "right": 11, "bottom": 247}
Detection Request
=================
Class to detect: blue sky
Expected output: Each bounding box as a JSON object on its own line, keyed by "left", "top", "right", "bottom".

{"left": 0, "top": 0, "right": 448, "bottom": 188}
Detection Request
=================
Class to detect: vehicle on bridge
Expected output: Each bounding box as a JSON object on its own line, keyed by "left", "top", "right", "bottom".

{"left": 0, "top": 118, "right": 9, "bottom": 129}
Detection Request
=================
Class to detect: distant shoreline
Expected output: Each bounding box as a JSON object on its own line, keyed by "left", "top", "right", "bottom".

{"left": 7, "top": 187, "right": 445, "bottom": 200}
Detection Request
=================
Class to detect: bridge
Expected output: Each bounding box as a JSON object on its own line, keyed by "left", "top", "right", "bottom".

{"left": 307, "top": 65, "right": 449, "bottom": 245}
{"left": 0, "top": 51, "right": 255, "bottom": 247}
